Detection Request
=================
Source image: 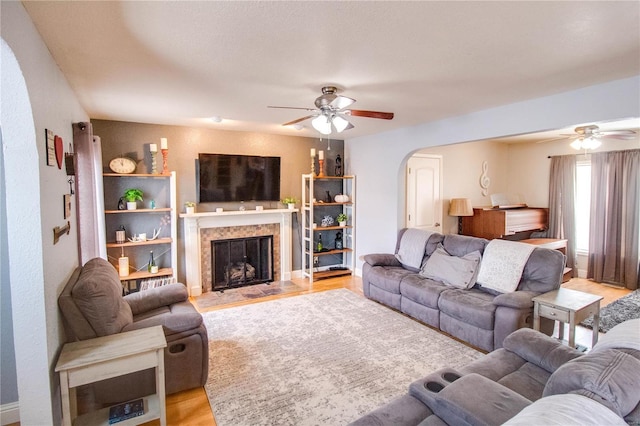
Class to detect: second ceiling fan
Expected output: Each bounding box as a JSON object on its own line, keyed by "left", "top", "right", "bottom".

{"left": 268, "top": 86, "right": 394, "bottom": 134}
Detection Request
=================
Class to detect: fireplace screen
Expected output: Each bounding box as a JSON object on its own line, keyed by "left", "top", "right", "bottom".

{"left": 211, "top": 236, "right": 274, "bottom": 290}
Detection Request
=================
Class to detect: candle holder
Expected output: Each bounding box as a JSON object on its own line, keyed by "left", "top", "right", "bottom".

{"left": 311, "top": 157, "right": 316, "bottom": 175}
{"left": 317, "top": 159, "right": 325, "bottom": 177}
{"left": 161, "top": 149, "right": 169, "bottom": 175}
{"left": 151, "top": 151, "right": 158, "bottom": 174}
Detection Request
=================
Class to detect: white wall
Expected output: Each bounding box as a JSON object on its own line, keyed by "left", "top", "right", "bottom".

{"left": 1, "top": 2, "right": 89, "bottom": 424}
{"left": 347, "top": 76, "right": 640, "bottom": 273}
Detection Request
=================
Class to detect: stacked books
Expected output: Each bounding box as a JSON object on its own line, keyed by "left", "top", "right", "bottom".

{"left": 108, "top": 398, "right": 144, "bottom": 424}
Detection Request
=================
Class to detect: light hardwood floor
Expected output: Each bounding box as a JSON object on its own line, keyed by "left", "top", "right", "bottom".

{"left": 13, "top": 276, "right": 629, "bottom": 426}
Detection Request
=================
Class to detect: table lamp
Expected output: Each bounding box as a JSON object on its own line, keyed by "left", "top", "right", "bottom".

{"left": 449, "top": 198, "right": 473, "bottom": 234}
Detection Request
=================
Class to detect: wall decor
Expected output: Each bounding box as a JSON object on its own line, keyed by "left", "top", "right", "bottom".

{"left": 45, "top": 128, "right": 56, "bottom": 166}
{"left": 55, "top": 135, "right": 64, "bottom": 169}
{"left": 63, "top": 194, "right": 71, "bottom": 219}
{"left": 53, "top": 221, "right": 70, "bottom": 245}
{"left": 480, "top": 160, "right": 491, "bottom": 196}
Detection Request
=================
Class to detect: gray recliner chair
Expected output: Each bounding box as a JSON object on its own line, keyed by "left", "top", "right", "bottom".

{"left": 58, "top": 257, "right": 208, "bottom": 403}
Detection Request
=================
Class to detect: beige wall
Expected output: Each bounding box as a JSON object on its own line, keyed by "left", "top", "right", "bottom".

{"left": 92, "top": 119, "right": 344, "bottom": 278}
{"left": 417, "top": 134, "right": 639, "bottom": 275}
{"left": 506, "top": 136, "right": 640, "bottom": 208}
{"left": 417, "top": 140, "right": 509, "bottom": 235}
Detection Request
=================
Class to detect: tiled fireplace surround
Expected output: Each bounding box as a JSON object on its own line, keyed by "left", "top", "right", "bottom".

{"left": 201, "top": 224, "right": 280, "bottom": 292}
{"left": 181, "top": 210, "right": 296, "bottom": 296}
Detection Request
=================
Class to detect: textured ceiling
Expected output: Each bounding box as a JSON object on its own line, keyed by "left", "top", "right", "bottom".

{"left": 22, "top": 1, "right": 640, "bottom": 140}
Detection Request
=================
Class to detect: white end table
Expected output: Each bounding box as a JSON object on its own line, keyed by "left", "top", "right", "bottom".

{"left": 55, "top": 326, "right": 167, "bottom": 426}
{"left": 532, "top": 288, "right": 603, "bottom": 349}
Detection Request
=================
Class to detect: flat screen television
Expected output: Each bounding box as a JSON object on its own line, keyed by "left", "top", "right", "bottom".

{"left": 198, "top": 153, "right": 281, "bottom": 203}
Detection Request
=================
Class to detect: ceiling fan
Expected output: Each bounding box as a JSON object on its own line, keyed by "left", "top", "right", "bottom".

{"left": 537, "top": 124, "right": 637, "bottom": 150}
{"left": 268, "top": 86, "right": 394, "bottom": 135}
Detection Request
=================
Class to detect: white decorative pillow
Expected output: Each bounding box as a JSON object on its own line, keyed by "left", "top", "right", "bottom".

{"left": 420, "top": 245, "right": 481, "bottom": 289}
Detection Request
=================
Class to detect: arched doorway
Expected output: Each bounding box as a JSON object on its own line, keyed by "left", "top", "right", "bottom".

{"left": 1, "top": 38, "right": 53, "bottom": 424}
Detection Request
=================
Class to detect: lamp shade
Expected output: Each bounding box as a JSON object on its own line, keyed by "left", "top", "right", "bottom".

{"left": 449, "top": 198, "right": 473, "bottom": 216}
{"left": 332, "top": 114, "right": 350, "bottom": 132}
{"left": 312, "top": 115, "right": 332, "bottom": 135}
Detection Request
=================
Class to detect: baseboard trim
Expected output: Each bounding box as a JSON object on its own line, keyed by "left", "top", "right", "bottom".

{"left": 0, "top": 401, "right": 19, "bottom": 425}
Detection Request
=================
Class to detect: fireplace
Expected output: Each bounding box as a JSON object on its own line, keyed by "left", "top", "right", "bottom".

{"left": 181, "top": 209, "right": 296, "bottom": 296}
{"left": 212, "top": 236, "right": 274, "bottom": 290}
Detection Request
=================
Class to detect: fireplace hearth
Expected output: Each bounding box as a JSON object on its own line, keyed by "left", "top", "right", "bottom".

{"left": 212, "top": 235, "right": 274, "bottom": 290}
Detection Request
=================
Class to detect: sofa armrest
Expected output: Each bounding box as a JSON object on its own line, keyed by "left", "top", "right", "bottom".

{"left": 122, "top": 308, "right": 203, "bottom": 335}
{"left": 493, "top": 291, "right": 538, "bottom": 309}
{"left": 363, "top": 253, "right": 402, "bottom": 267}
{"left": 124, "top": 283, "right": 188, "bottom": 315}
{"left": 502, "top": 328, "right": 583, "bottom": 373}
{"left": 431, "top": 373, "right": 531, "bottom": 426}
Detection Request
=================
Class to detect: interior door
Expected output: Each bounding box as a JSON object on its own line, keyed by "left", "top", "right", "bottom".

{"left": 406, "top": 155, "right": 442, "bottom": 232}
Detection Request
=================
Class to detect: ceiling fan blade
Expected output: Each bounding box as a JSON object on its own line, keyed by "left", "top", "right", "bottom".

{"left": 598, "top": 134, "right": 637, "bottom": 140}
{"left": 282, "top": 115, "right": 315, "bottom": 126}
{"left": 268, "top": 106, "right": 316, "bottom": 112}
{"left": 596, "top": 129, "right": 637, "bottom": 136}
{"left": 346, "top": 109, "right": 394, "bottom": 120}
{"left": 330, "top": 95, "right": 355, "bottom": 110}
{"left": 535, "top": 136, "right": 578, "bottom": 144}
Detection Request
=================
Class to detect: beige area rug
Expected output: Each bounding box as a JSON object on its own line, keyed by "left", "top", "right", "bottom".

{"left": 203, "top": 289, "right": 482, "bottom": 426}
{"left": 194, "top": 280, "right": 303, "bottom": 310}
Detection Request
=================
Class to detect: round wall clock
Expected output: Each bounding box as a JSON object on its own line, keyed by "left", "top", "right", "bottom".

{"left": 109, "top": 157, "right": 137, "bottom": 174}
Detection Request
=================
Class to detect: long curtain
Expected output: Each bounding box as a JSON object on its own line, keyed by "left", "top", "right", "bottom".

{"left": 73, "top": 122, "right": 107, "bottom": 264}
{"left": 548, "top": 155, "right": 577, "bottom": 275}
{"left": 588, "top": 149, "right": 640, "bottom": 290}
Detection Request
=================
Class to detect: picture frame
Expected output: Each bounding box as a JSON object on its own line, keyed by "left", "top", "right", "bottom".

{"left": 45, "top": 128, "right": 56, "bottom": 166}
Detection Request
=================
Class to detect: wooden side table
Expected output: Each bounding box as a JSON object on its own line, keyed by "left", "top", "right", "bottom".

{"left": 55, "top": 326, "right": 167, "bottom": 426}
{"left": 532, "top": 288, "right": 603, "bottom": 349}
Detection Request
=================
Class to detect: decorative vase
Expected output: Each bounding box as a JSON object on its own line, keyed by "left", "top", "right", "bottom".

{"left": 126, "top": 201, "right": 137, "bottom": 210}
{"left": 288, "top": 203, "right": 295, "bottom": 210}
{"left": 186, "top": 206, "right": 195, "bottom": 214}
{"left": 325, "top": 190, "right": 332, "bottom": 203}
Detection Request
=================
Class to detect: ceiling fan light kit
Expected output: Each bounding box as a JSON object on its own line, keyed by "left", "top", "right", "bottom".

{"left": 570, "top": 137, "right": 602, "bottom": 151}
{"left": 269, "top": 86, "right": 394, "bottom": 135}
{"left": 312, "top": 115, "right": 332, "bottom": 135}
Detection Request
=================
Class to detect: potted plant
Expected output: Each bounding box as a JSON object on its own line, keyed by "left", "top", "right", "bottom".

{"left": 123, "top": 188, "right": 143, "bottom": 210}
{"left": 184, "top": 201, "right": 196, "bottom": 214}
{"left": 337, "top": 213, "right": 348, "bottom": 227}
{"left": 281, "top": 196, "right": 298, "bottom": 209}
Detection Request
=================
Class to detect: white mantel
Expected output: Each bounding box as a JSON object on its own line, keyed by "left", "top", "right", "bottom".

{"left": 180, "top": 209, "right": 298, "bottom": 296}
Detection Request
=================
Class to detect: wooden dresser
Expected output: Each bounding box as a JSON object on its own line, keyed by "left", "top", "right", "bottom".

{"left": 461, "top": 207, "right": 548, "bottom": 240}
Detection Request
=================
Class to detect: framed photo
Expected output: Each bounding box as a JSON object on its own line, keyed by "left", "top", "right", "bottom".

{"left": 63, "top": 194, "right": 71, "bottom": 219}
{"left": 45, "top": 129, "right": 56, "bottom": 166}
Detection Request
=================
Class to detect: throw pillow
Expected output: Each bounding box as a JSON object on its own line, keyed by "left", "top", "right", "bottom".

{"left": 420, "top": 245, "right": 481, "bottom": 289}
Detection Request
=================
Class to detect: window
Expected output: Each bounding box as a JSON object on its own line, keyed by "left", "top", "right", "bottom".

{"left": 575, "top": 160, "right": 591, "bottom": 252}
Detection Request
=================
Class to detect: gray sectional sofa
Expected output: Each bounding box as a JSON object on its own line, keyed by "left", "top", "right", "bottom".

{"left": 362, "top": 229, "right": 566, "bottom": 351}
{"left": 350, "top": 318, "right": 640, "bottom": 425}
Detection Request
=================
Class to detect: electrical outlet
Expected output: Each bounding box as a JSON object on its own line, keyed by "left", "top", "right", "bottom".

{"left": 313, "top": 256, "right": 319, "bottom": 266}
